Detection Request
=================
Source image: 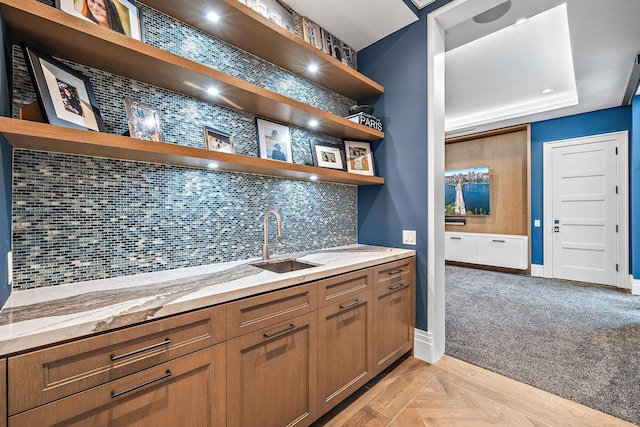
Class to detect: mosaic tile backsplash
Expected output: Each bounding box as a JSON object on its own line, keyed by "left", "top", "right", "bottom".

{"left": 10, "top": 1, "right": 361, "bottom": 289}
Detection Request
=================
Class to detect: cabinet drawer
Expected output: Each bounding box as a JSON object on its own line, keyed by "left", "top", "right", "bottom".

{"left": 317, "top": 268, "right": 372, "bottom": 307}
{"left": 476, "top": 236, "right": 528, "bottom": 269}
{"left": 8, "top": 305, "right": 225, "bottom": 416}
{"left": 227, "top": 283, "right": 317, "bottom": 339}
{"left": 9, "top": 344, "right": 226, "bottom": 427}
{"left": 372, "top": 257, "right": 414, "bottom": 289}
{"left": 445, "top": 233, "right": 477, "bottom": 263}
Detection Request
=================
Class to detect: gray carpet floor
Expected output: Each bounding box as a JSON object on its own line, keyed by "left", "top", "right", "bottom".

{"left": 445, "top": 265, "right": 640, "bottom": 425}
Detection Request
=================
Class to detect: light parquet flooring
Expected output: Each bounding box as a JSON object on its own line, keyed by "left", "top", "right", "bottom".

{"left": 312, "top": 355, "right": 636, "bottom": 427}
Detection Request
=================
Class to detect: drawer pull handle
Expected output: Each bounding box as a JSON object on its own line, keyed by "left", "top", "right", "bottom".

{"left": 388, "top": 269, "right": 404, "bottom": 275}
{"left": 263, "top": 324, "right": 296, "bottom": 339}
{"left": 111, "top": 370, "right": 172, "bottom": 398}
{"left": 339, "top": 299, "right": 362, "bottom": 310}
{"left": 110, "top": 338, "right": 171, "bottom": 361}
{"left": 389, "top": 284, "right": 407, "bottom": 291}
{"left": 492, "top": 239, "right": 506, "bottom": 243}
{"left": 450, "top": 236, "right": 462, "bottom": 240}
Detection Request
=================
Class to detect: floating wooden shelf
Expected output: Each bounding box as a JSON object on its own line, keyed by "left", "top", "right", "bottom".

{"left": 0, "top": 118, "right": 384, "bottom": 186}
{"left": 139, "top": 0, "right": 384, "bottom": 101}
{"left": 0, "top": 0, "right": 383, "bottom": 141}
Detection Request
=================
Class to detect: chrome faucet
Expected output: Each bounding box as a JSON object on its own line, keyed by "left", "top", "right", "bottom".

{"left": 262, "top": 210, "right": 282, "bottom": 260}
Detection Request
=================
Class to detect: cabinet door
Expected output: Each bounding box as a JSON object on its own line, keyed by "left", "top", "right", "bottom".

{"left": 8, "top": 345, "right": 226, "bottom": 427}
{"left": 227, "top": 311, "right": 317, "bottom": 427}
{"left": 444, "top": 233, "right": 477, "bottom": 263}
{"left": 1, "top": 358, "right": 6, "bottom": 427}
{"left": 317, "top": 290, "right": 373, "bottom": 414}
{"left": 372, "top": 278, "right": 414, "bottom": 376}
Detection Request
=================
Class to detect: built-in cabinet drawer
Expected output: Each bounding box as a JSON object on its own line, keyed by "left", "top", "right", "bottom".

{"left": 317, "top": 268, "right": 372, "bottom": 307}
{"left": 445, "top": 232, "right": 528, "bottom": 270}
{"left": 226, "top": 283, "right": 317, "bottom": 339}
{"left": 8, "top": 345, "right": 226, "bottom": 427}
{"left": 372, "top": 258, "right": 413, "bottom": 289}
{"left": 227, "top": 311, "right": 317, "bottom": 427}
{"left": 8, "top": 305, "right": 225, "bottom": 416}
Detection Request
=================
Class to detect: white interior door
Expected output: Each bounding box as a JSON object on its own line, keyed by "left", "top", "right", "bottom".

{"left": 546, "top": 133, "right": 626, "bottom": 286}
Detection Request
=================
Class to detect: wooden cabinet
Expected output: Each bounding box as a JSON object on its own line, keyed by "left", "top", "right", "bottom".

{"left": 1, "top": 359, "right": 6, "bottom": 427}
{"left": 7, "top": 305, "right": 225, "bottom": 415}
{"left": 227, "top": 311, "right": 317, "bottom": 427}
{"left": 8, "top": 345, "right": 226, "bottom": 427}
{"left": 372, "top": 259, "right": 415, "bottom": 376}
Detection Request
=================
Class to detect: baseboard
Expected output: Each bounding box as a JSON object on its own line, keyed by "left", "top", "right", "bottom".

{"left": 632, "top": 277, "right": 640, "bottom": 295}
{"left": 414, "top": 328, "right": 442, "bottom": 364}
{"left": 530, "top": 264, "right": 544, "bottom": 277}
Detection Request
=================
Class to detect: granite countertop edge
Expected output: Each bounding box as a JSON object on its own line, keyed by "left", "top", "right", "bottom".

{"left": 0, "top": 244, "right": 415, "bottom": 356}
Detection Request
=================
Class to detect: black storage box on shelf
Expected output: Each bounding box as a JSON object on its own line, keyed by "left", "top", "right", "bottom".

{"left": 345, "top": 112, "right": 382, "bottom": 132}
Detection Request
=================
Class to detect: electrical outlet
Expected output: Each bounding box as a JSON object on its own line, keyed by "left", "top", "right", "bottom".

{"left": 402, "top": 230, "right": 416, "bottom": 245}
{"left": 7, "top": 251, "right": 12, "bottom": 285}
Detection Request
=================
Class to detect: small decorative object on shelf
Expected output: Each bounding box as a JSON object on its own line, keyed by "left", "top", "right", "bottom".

{"left": 349, "top": 104, "right": 374, "bottom": 115}
{"left": 22, "top": 43, "right": 105, "bottom": 132}
{"left": 309, "top": 138, "right": 346, "bottom": 171}
{"left": 124, "top": 96, "right": 163, "bottom": 142}
{"left": 344, "top": 140, "right": 375, "bottom": 176}
{"left": 346, "top": 111, "right": 383, "bottom": 132}
{"left": 301, "top": 16, "right": 357, "bottom": 70}
{"left": 239, "top": 0, "right": 294, "bottom": 33}
{"left": 203, "top": 125, "right": 235, "bottom": 153}
{"left": 256, "top": 117, "right": 293, "bottom": 163}
{"left": 55, "top": 0, "right": 144, "bottom": 41}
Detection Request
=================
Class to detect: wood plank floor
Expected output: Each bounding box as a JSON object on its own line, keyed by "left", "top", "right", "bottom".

{"left": 312, "top": 355, "right": 635, "bottom": 427}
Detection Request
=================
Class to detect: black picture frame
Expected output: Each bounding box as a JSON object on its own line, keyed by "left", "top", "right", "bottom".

{"left": 55, "top": 0, "right": 144, "bottom": 41}
{"left": 22, "top": 43, "right": 105, "bottom": 132}
{"left": 256, "top": 117, "right": 293, "bottom": 163}
{"left": 309, "top": 139, "right": 346, "bottom": 171}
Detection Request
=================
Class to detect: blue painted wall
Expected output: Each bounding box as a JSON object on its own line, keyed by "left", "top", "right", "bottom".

{"left": 631, "top": 96, "right": 640, "bottom": 276}
{"left": 358, "top": 0, "right": 447, "bottom": 331}
{"left": 530, "top": 106, "right": 633, "bottom": 267}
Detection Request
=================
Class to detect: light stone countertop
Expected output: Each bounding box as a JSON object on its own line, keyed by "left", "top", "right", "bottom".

{"left": 0, "top": 244, "right": 415, "bottom": 356}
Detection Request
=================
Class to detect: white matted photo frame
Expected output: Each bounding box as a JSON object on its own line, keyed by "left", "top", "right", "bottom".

{"left": 124, "top": 96, "right": 163, "bottom": 142}
{"left": 344, "top": 140, "right": 375, "bottom": 176}
{"left": 22, "top": 44, "right": 105, "bottom": 132}
{"left": 310, "top": 139, "right": 346, "bottom": 171}
{"left": 55, "top": 0, "right": 143, "bottom": 41}
{"left": 204, "top": 125, "right": 234, "bottom": 153}
{"left": 256, "top": 118, "right": 293, "bottom": 163}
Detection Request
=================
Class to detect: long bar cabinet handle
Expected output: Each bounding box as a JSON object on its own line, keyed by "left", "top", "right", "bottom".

{"left": 263, "top": 324, "right": 296, "bottom": 338}
{"left": 111, "top": 370, "right": 172, "bottom": 398}
{"left": 110, "top": 338, "right": 172, "bottom": 361}
{"left": 339, "top": 300, "right": 362, "bottom": 310}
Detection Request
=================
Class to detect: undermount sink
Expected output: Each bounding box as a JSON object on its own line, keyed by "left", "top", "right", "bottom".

{"left": 250, "top": 258, "right": 319, "bottom": 274}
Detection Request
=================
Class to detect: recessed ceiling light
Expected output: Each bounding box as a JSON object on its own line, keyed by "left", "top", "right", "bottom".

{"left": 514, "top": 18, "right": 528, "bottom": 26}
{"left": 310, "top": 175, "right": 318, "bottom": 181}
{"left": 207, "top": 162, "right": 219, "bottom": 169}
{"left": 207, "top": 87, "right": 220, "bottom": 96}
{"left": 207, "top": 12, "right": 220, "bottom": 22}
{"left": 541, "top": 88, "right": 554, "bottom": 94}
{"left": 308, "top": 64, "right": 319, "bottom": 73}
{"left": 309, "top": 120, "right": 319, "bottom": 127}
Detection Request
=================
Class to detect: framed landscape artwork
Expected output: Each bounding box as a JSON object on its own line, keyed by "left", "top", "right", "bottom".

{"left": 444, "top": 166, "right": 490, "bottom": 216}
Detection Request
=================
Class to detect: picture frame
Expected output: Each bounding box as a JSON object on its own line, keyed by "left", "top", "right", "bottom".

{"left": 256, "top": 118, "right": 293, "bottom": 163}
{"left": 124, "top": 96, "right": 163, "bottom": 142}
{"left": 55, "top": 0, "right": 144, "bottom": 41}
{"left": 310, "top": 139, "right": 346, "bottom": 171}
{"left": 22, "top": 44, "right": 105, "bottom": 132}
{"left": 344, "top": 140, "right": 375, "bottom": 176}
{"left": 203, "top": 125, "right": 234, "bottom": 153}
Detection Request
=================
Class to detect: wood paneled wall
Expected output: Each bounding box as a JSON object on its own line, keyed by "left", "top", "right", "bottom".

{"left": 445, "top": 125, "right": 529, "bottom": 235}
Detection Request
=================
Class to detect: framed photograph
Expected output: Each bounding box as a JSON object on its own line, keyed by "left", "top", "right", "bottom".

{"left": 256, "top": 118, "right": 293, "bottom": 163}
{"left": 55, "top": 0, "right": 143, "bottom": 41}
{"left": 124, "top": 97, "right": 163, "bottom": 142}
{"left": 344, "top": 140, "right": 375, "bottom": 176}
{"left": 310, "top": 139, "right": 346, "bottom": 171}
{"left": 204, "top": 125, "right": 234, "bottom": 153}
{"left": 22, "top": 44, "right": 105, "bottom": 132}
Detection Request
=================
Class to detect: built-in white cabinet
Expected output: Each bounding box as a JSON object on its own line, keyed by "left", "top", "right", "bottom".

{"left": 445, "top": 232, "right": 528, "bottom": 270}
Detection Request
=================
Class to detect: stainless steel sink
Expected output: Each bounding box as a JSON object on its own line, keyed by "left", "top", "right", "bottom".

{"left": 250, "top": 258, "right": 319, "bottom": 274}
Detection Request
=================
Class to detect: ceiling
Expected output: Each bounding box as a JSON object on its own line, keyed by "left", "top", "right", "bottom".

{"left": 285, "top": 0, "right": 640, "bottom": 136}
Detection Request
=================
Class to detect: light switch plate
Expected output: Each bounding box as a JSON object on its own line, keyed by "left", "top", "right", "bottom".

{"left": 534, "top": 220, "right": 541, "bottom": 227}
{"left": 402, "top": 230, "right": 416, "bottom": 245}
{"left": 7, "top": 251, "right": 12, "bottom": 285}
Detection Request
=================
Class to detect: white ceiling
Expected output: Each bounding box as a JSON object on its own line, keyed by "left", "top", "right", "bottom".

{"left": 289, "top": 0, "right": 640, "bottom": 136}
